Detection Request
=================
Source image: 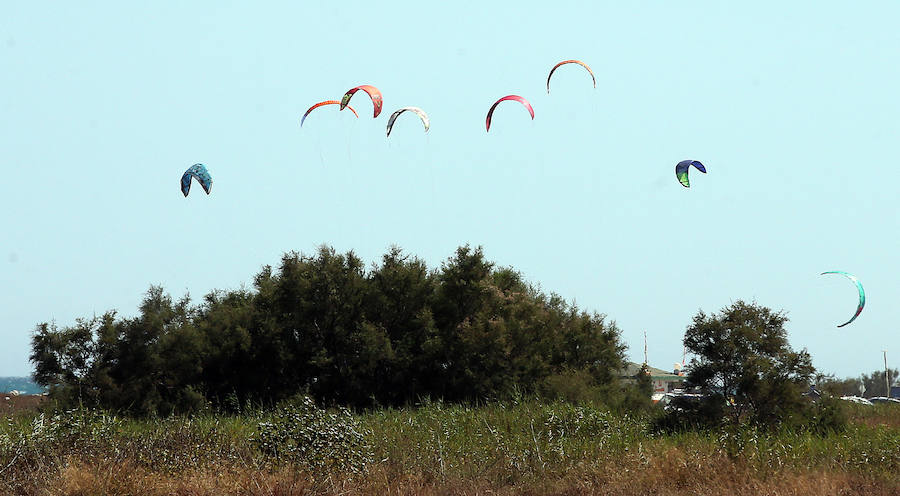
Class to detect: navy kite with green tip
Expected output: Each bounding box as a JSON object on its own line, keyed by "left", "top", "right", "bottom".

{"left": 675, "top": 160, "right": 706, "bottom": 188}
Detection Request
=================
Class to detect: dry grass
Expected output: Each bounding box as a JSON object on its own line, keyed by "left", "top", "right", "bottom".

{"left": 0, "top": 394, "right": 46, "bottom": 416}
{"left": 3, "top": 400, "right": 898, "bottom": 496}
{"left": 847, "top": 403, "right": 900, "bottom": 429}
{"left": 29, "top": 452, "right": 900, "bottom": 496}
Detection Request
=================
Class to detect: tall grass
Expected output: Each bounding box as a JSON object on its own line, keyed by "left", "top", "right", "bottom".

{"left": 1, "top": 400, "right": 897, "bottom": 495}
{"left": 366, "top": 400, "right": 648, "bottom": 482}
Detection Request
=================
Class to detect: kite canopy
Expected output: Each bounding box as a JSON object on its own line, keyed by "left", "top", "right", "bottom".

{"left": 340, "top": 85, "right": 383, "bottom": 118}
{"left": 675, "top": 160, "right": 707, "bottom": 188}
{"left": 301, "top": 100, "right": 359, "bottom": 126}
{"left": 821, "top": 271, "right": 866, "bottom": 327}
{"left": 546, "top": 59, "right": 596, "bottom": 93}
{"left": 485, "top": 95, "right": 534, "bottom": 132}
{"left": 181, "top": 164, "right": 212, "bottom": 197}
{"left": 386, "top": 107, "right": 430, "bottom": 137}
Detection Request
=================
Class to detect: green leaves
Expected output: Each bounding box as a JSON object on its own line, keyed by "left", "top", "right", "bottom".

{"left": 679, "top": 300, "right": 819, "bottom": 430}
{"left": 30, "top": 244, "right": 629, "bottom": 413}
{"left": 252, "top": 396, "right": 372, "bottom": 474}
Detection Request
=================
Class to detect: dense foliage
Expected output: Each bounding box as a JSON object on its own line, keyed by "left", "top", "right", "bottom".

{"left": 252, "top": 396, "right": 372, "bottom": 474}
{"left": 30, "top": 245, "right": 629, "bottom": 414}
{"left": 662, "top": 300, "right": 835, "bottom": 431}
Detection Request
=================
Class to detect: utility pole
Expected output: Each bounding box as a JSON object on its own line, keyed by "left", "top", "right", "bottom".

{"left": 884, "top": 350, "right": 890, "bottom": 397}
{"left": 643, "top": 331, "right": 648, "bottom": 365}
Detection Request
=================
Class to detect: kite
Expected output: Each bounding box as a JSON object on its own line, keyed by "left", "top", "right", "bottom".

{"left": 340, "top": 85, "right": 383, "bottom": 118}
{"left": 486, "top": 95, "right": 534, "bottom": 132}
{"left": 181, "top": 164, "right": 212, "bottom": 197}
{"left": 821, "top": 271, "right": 866, "bottom": 327}
{"left": 386, "top": 107, "right": 430, "bottom": 137}
{"left": 546, "top": 59, "right": 596, "bottom": 93}
{"left": 301, "top": 100, "right": 359, "bottom": 126}
{"left": 675, "top": 160, "right": 707, "bottom": 188}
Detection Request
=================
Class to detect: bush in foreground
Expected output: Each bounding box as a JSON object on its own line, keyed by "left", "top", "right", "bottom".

{"left": 252, "top": 396, "right": 372, "bottom": 474}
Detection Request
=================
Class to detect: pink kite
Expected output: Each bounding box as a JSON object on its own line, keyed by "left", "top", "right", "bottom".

{"left": 301, "top": 100, "right": 359, "bottom": 127}
{"left": 485, "top": 95, "right": 534, "bottom": 132}
{"left": 340, "top": 85, "right": 383, "bottom": 118}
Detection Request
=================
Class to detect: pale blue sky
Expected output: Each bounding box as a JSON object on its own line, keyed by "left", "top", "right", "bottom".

{"left": 1, "top": 2, "right": 897, "bottom": 378}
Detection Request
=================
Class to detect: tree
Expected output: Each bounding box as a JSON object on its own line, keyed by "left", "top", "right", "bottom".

{"left": 814, "top": 372, "right": 863, "bottom": 397}
{"left": 31, "top": 244, "right": 634, "bottom": 413}
{"left": 365, "top": 246, "right": 440, "bottom": 404}
{"left": 860, "top": 368, "right": 899, "bottom": 398}
{"left": 30, "top": 317, "right": 103, "bottom": 404}
{"left": 30, "top": 288, "right": 208, "bottom": 415}
{"left": 250, "top": 246, "right": 391, "bottom": 406}
{"left": 814, "top": 369, "right": 899, "bottom": 398}
{"left": 679, "top": 300, "right": 815, "bottom": 428}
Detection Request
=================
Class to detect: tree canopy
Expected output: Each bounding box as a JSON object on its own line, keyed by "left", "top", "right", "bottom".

{"left": 672, "top": 300, "right": 817, "bottom": 429}
{"left": 31, "top": 245, "right": 629, "bottom": 415}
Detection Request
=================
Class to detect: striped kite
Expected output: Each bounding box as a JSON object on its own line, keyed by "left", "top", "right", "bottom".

{"left": 386, "top": 107, "right": 430, "bottom": 137}
{"left": 340, "top": 85, "right": 383, "bottom": 118}
{"left": 301, "top": 100, "right": 359, "bottom": 126}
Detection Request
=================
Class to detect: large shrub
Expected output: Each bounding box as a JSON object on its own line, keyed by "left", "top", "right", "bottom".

{"left": 31, "top": 245, "right": 632, "bottom": 413}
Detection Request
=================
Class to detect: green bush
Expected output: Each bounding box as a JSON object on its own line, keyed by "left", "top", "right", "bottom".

{"left": 798, "top": 396, "right": 848, "bottom": 435}
{"left": 32, "top": 245, "right": 630, "bottom": 412}
{"left": 539, "top": 369, "right": 602, "bottom": 404}
{"left": 252, "top": 396, "right": 373, "bottom": 475}
{"left": 650, "top": 394, "right": 727, "bottom": 434}
{"left": 0, "top": 408, "right": 123, "bottom": 476}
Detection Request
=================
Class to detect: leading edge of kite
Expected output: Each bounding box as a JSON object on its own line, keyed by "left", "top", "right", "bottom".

{"left": 546, "top": 59, "right": 596, "bottom": 93}
{"left": 675, "top": 159, "right": 707, "bottom": 188}
{"left": 301, "top": 100, "right": 359, "bottom": 127}
{"left": 181, "top": 163, "right": 213, "bottom": 197}
{"left": 386, "top": 107, "right": 430, "bottom": 137}
{"left": 340, "top": 85, "right": 383, "bottom": 118}
{"left": 820, "top": 271, "right": 865, "bottom": 328}
{"left": 485, "top": 95, "right": 534, "bottom": 132}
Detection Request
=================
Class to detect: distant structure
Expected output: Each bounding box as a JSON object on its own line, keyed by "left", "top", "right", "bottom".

{"left": 804, "top": 386, "right": 822, "bottom": 400}
{"left": 620, "top": 362, "right": 687, "bottom": 394}
{"left": 0, "top": 377, "right": 47, "bottom": 395}
{"left": 892, "top": 385, "right": 900, "bottom": 399}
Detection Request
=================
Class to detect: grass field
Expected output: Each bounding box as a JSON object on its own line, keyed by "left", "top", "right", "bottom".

{"left": 1, "top": 399, "right": 897, "bottom": 495}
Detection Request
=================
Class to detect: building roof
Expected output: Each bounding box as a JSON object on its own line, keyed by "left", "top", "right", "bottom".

{"left": 620, "top": 362, "right": 687, "bottom": 381}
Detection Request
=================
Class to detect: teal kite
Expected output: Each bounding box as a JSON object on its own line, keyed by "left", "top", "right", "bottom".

{"left": 821, "top": 271, "right": 865, "bottom": 327}
{"left": 181, "top": 164, "right": 212, "bottom": 197}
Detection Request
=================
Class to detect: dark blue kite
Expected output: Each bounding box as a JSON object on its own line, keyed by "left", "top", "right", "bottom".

{"left": 675, "top": 160, "right": 706, "bottom": 188}
{"left": 181, "top": 164, "right": 212, "bottom": 197}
